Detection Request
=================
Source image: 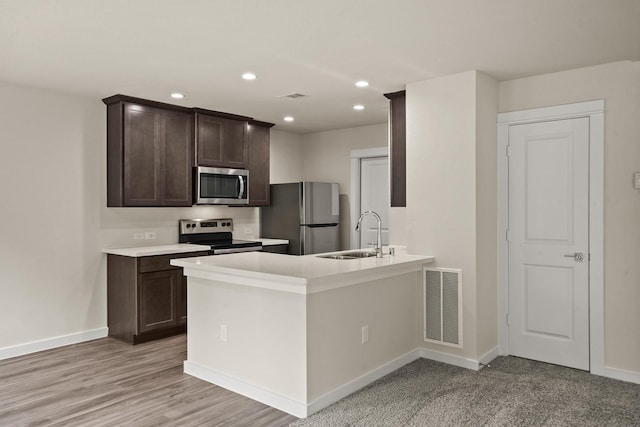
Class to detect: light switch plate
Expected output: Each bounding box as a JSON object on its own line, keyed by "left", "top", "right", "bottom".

{"left": 635, "top": 172, "right": 640, "bottom": 189}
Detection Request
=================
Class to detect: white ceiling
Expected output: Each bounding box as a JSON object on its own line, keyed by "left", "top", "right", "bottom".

{"left": 1, "top": 0, "right": 639, "bottom": 134}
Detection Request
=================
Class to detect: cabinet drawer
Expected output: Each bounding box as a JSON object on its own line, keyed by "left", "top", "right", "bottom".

{"left": 138, "top": 251, "right": 208, "bottom": 273}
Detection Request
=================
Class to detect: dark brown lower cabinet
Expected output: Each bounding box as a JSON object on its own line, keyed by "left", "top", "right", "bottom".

{"left": 107, "top": 251, "right": 208, "bottom": 344}
{"left": 262, "top": 244, "right": 288, "bottom": 254}
{"left": 138, "top": 269, "right": 178, "bottom": 333}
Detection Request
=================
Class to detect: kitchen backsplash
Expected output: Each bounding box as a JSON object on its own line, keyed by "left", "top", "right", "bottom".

{"left": 100, "top": 205, "right": 259, "bottom": 248}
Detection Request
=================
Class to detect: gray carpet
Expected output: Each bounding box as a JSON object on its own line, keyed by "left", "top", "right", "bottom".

{"left": 291, "top": 356, "right": 640, "bottom": 426}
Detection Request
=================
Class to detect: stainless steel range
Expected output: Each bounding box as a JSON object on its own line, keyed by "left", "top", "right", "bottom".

{"left": 178, "top": 218, "right": 262, "bottom": 254}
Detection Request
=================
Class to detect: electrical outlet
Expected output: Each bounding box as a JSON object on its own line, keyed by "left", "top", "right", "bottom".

{"left": 220, "top": 324, "right": 228, "bottom": 342}
{"left": 634, "top": 172, "right": 640, "bottom": 189}
{"left": 361, "top": 325, "right": 369, "bottom": 344}
{"left": 244, "top": 227, "right": 252, "bottom": 235}
{"left": 145, "top": 232, "right": 156, "bottom": 240}
{"left": 133, "top": 233, "right": 144, "bottom": 240}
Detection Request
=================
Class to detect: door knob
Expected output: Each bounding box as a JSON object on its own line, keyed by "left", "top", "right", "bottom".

{"left": 564, "top": 252, "right": 584, "bottom": 262}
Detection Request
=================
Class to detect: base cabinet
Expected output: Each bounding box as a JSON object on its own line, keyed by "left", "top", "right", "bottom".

{"left": 107, "top": 251, "right": 208, "bottom": 344}
{"left": 138, "top": 269, "right": 179, "bottom": 333}
{"left": 262, "top": 244, "right": 288, "bottom": 254}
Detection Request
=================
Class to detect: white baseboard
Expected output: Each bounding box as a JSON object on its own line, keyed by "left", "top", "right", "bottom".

{"left": 601, "top": 366, "right": 640, "bottom": 385}
{"left": 419, "top": 347, "right": 481, "bottom": 370}
{"left": 479, "top": 346, "right": 501, "bottom": 366}
{"left": 185, "top": 349, "right": 422, "bottom": 419}
{"left": 306, "top": 349, "right": 421, "bottom": 416}
{"left": 184, "top": 360, "right": 308, "bottom": 418}
{"left": 0, "top": 327, "right": 109, "bottom": 361}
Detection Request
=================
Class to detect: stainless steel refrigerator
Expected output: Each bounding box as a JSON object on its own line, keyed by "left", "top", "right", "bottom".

{"left": 260, "top": 182, "right": 340, "bottom": 255}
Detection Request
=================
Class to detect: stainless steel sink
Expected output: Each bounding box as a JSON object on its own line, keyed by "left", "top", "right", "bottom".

{"left": 317, "top": 251, "right": 377, "bottom": 260}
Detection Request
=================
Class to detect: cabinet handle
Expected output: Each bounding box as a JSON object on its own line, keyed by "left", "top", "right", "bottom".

{"left": 238, "top": 176, "right": 245, "bottom": 198}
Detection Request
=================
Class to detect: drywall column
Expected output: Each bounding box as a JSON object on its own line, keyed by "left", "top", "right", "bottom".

{"left": 475, "top": 73, "right": 499, "bottom": 359}
{"left": 405, "top": 70, "right": 498, "bottom": 362}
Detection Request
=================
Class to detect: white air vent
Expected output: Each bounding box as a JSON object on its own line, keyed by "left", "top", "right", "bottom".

{"left": 278, "top": 93, "right": 308, "bottom": 99}
{"left": 423, "top": 267, "right": 462, "bottom": 348}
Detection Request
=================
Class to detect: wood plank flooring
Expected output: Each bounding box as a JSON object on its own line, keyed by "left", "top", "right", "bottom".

{"left": 0, "top": 335, "right": 297, "bottom": 426}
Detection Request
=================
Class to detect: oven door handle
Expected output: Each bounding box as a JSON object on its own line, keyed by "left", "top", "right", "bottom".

{"left": 213, "top": 246, "right": 262, "bottom": 255}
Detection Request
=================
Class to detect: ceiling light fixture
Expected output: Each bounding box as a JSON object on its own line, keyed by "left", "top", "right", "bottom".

{"left": 170, "top": 93, "right": 184, "bottom": 99}
{"left": 242, "top": 72, "right": 257, "bottom": 80}
{"left": 353, "top": 105, "right": 365, "bottom": 110}
{"left": 284, "top": 116, "right": 294, "bottom": 122}
{"left": 355, "top": 80, "right": 369, "bottom": 88}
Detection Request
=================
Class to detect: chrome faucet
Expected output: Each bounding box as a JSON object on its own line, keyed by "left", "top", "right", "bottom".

{"left": 355, "top": 210, "right": 383, "bottom": 258}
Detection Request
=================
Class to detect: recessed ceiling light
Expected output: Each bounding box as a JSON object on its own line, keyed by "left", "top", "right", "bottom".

{"left": 170, "top": 93, "right": 184, "bottom": 99}
{"left": 242, "top": 72, "right": 257, "bottom": 80}
{"left": 355, "top": 80, "right": 369, "bottom": 88}
{"left": 353, "top": 105, "right": 365, "bottom": 110}
{"left": 284, "top": 116, "right": 294, "bottom": 122}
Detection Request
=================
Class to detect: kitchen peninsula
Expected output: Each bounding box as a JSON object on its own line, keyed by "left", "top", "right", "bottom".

{"left": 171, "top": 249, "right": 434, "bottom": 418}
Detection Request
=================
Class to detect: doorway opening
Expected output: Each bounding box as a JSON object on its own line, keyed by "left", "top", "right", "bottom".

{"left": 349, "top": 147, "right": 389, "bottom": 250}
{"left": 497, "top": 100, "right": 604, "bottom": 375}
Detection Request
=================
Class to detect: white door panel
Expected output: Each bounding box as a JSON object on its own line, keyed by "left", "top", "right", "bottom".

{"left": 508, "top": 117, "right": 589, "bottom": 370}
{"left": 359, "top": 157, "right": 389, "bottom": 249}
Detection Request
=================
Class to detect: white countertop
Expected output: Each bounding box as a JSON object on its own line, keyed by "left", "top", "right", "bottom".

{"left": 102, "top": 244, "right": 211, "bottom": 257}
{"left": 172, "top": 249, "right": 434, "bottom": 294}
{"left": 246, "top": 238, "right": 289, "bottom": 246}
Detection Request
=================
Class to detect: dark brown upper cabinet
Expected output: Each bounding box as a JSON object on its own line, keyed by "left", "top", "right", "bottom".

{"left": 194, "top": 109, "right": 249, "bottom": 169}
{"left": 246, "top": 120, "right": 274, "bottom": 206}
{"left": 104, "top": 95, "right": 194, "bottom": 207}
{"left": 104, "top": 94, "right": 269, "bottom": 208}
{"left": 384, "top": 90, "right": 406, "bottom": 207}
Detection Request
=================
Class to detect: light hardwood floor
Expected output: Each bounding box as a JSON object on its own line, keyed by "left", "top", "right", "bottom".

{"left": 0, "top": 335, "right": 297, "bottom": 426}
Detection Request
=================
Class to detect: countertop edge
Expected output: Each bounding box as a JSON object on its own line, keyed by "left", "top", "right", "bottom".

{"left": 173, "top": 255, "right": 434, "bottom": 294}
{"left": 103, "top": 244, "right": 211, "bottom": 257}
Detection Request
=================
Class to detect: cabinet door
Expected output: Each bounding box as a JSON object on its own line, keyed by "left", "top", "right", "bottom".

{"left": 246, "top": 124, "right": 270, "bottom": 206}
{"left": 196, "top": 114, "right": 225, "bottom": 166}
{"left": 262, "top": 244, "right": 288, "bottom": 254}
{"left": 225, "top": 119, "right": 248, "bottom": 168}
{"left": 196, "top": 113, "right": 247, "bottom": 168}
{"left": 162, "top": 109, "right": 193, "bottom": 206}
{"left": 138, "top": 270, "right": 178, "bottom": 333}
{"left": 123, "top": 104, "right": 162, "bottom": 206}
{"left": 122, "top": 103, "right": 193, "bottom": 207}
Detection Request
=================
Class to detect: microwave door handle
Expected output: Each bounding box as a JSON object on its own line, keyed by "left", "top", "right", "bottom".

{"left": 238, "top": 175, "right": 245, "bottom": 199}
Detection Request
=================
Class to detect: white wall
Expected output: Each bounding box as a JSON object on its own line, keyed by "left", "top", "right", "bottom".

{"left": 0, "top": 81, "right": 259, "bottom": 352}
{"left": 270, "top": 129, "right": 303, "bottom": 184}
{"left": 307, "top": 271, "right": 421, "bottom": 400}
{"left": 301, "top": 123, "right": 388, "bottom": 249}
{"left": 498, "top": 61, "right": 640, "bottom": 375}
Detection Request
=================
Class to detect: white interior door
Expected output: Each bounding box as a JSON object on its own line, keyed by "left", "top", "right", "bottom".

{"left": 359, "top": 157, "right": 389, "bottom": 249}
{"left": 508, "top": 117, "right": 590, "bottom": 370}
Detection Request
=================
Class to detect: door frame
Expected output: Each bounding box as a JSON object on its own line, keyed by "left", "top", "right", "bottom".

{"left": 497, "top": 99, "right": 604, "bottom": 375}
{"left": 349, "top": 147, "right": 389, "bottom": 249}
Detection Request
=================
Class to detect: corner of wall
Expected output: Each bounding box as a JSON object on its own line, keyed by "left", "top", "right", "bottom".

{"left": 474, "top": 72, "right": 499, "bottom": 358}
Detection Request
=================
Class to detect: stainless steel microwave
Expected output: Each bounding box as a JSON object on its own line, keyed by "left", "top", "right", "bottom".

{"left": 194, "top": 166, "right": 249, "bottom": 205}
